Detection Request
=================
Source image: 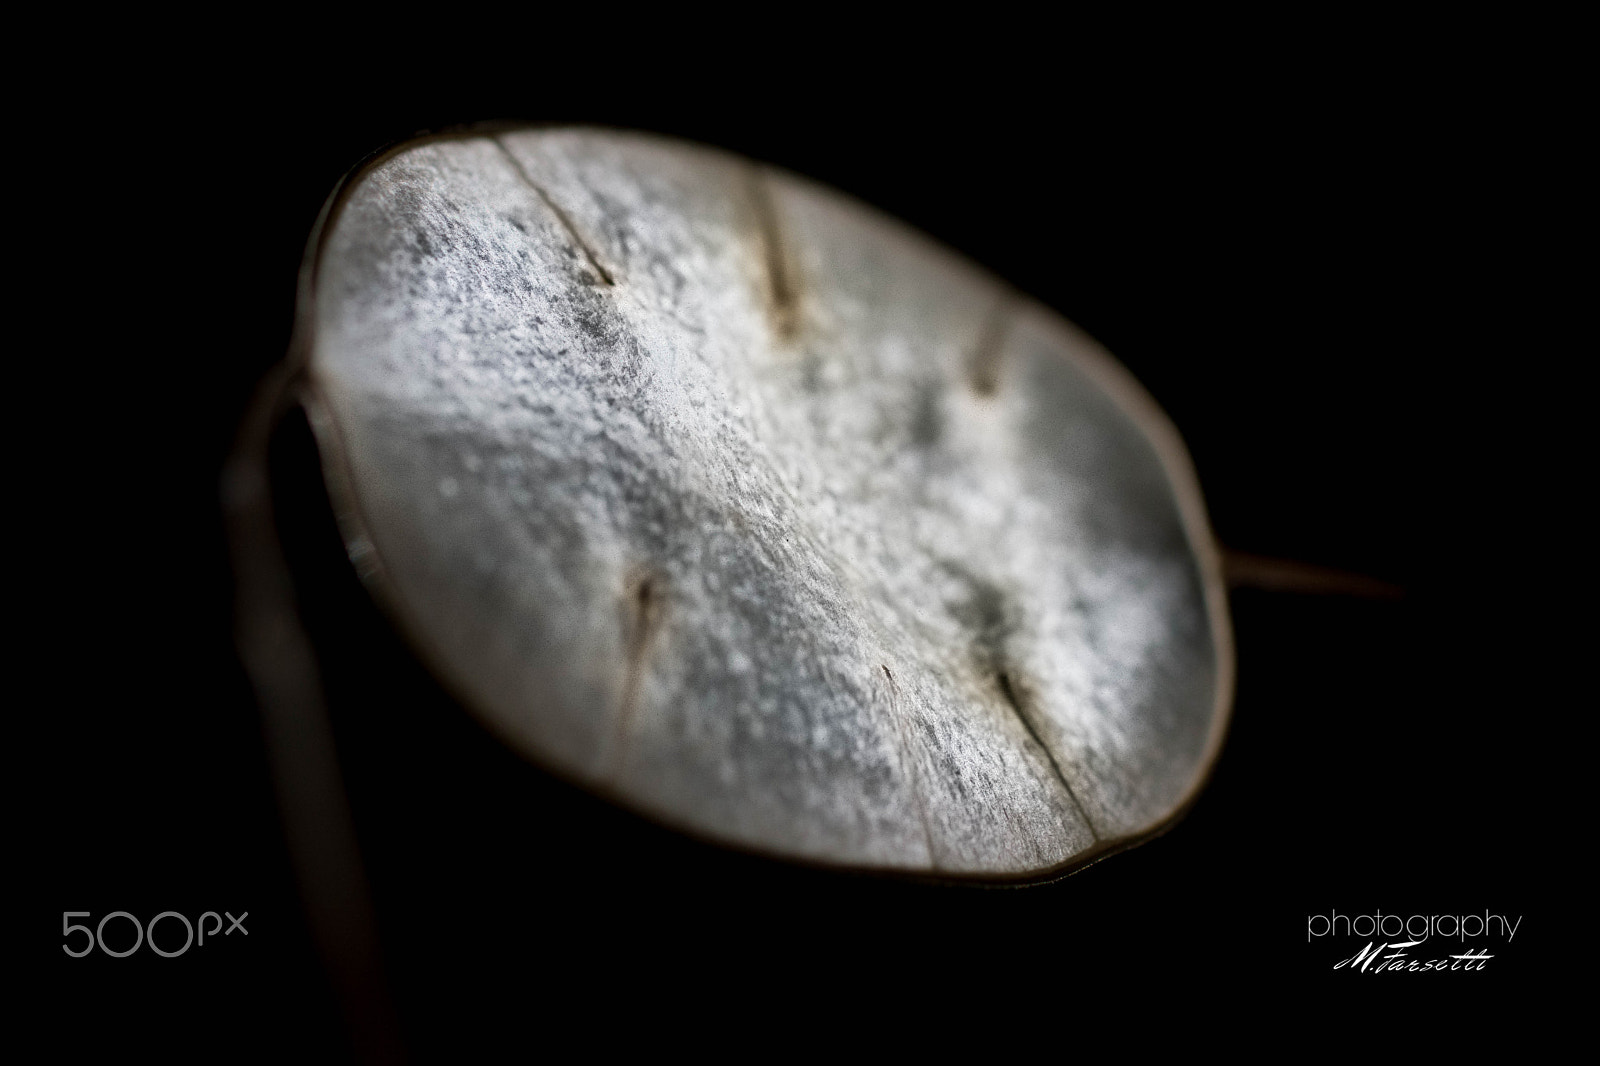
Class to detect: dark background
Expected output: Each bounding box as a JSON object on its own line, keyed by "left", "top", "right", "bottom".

{"left": 36, "top": 28, "right": 1573, "bottom": 1054}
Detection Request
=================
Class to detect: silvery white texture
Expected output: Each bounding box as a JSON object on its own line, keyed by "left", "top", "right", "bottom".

{"left": 306, "top": 129, "right": 1232, "bottom": 877}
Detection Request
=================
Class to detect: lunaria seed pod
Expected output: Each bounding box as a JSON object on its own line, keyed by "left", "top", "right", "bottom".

{"left": 283, "top": 126, "right": 1233, "bottom": 879}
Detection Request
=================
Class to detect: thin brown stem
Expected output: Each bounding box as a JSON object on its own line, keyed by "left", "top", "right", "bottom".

{"left": 1223, "top": 549, "right": 1404, "bottom": 599}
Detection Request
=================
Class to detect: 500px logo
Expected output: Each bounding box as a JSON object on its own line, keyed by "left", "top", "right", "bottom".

{"left": 61, "top": 911, "right": 248, "bottom": 958}
{"left": 1306, "top": 910, "right": 1523, "bottom": 974}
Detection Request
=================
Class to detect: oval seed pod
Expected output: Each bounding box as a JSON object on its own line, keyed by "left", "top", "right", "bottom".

{"left": 296, "top": 126, "right": 1233, "bottom": 879}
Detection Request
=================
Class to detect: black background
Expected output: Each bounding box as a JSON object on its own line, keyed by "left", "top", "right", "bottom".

{"left": 36, "top": 25, "right": 1574, "bottom": 1055}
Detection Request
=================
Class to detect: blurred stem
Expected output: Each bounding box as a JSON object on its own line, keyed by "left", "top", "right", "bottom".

{"left": 222, "top": 365, "right": 404, "bottom": 1064}
{"left": 1222, "top": 549, "right": 1404, "bottom": 599}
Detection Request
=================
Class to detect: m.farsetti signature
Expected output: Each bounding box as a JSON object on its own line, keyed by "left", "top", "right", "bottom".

{"left": 1307, "top": 911, "right": 1522, "bottom": 974}
{"left": 1333, "top": 942, "right": 1495, "bottom": 973}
